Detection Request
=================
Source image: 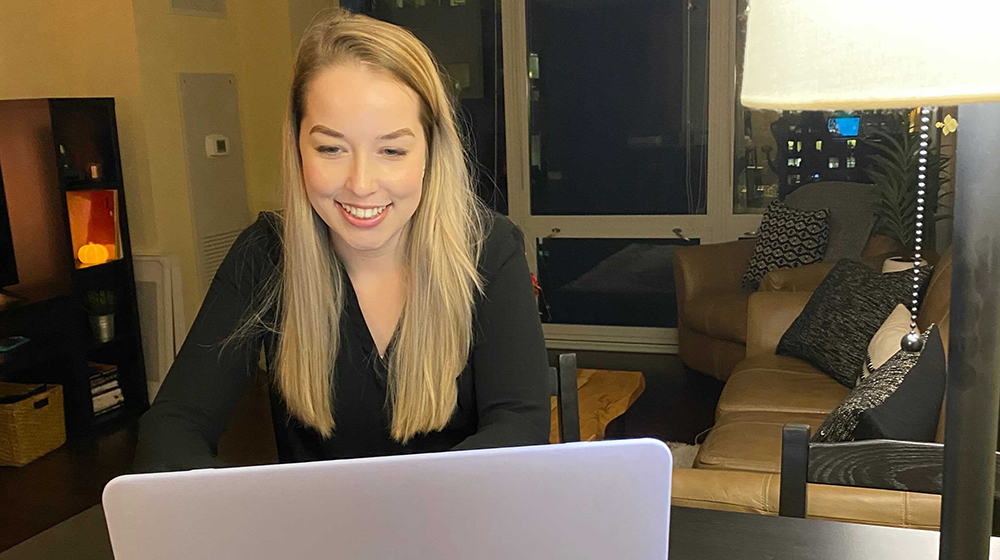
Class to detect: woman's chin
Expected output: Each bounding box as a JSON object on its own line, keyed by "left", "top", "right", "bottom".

{"left": 330, "top": 224, "right": 401, "bottom": 257}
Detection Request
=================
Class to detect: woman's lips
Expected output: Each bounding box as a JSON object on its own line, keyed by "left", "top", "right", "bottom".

{"left": 338, "top": 201, "right": 391, "bottom": 228}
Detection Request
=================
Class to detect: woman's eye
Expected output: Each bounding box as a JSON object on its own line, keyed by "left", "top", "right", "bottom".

{"left": 382, "top": 148, "right": 408, "bottom": 157}
{"left": 318, "top": 145, "right": 344, "bottom": 155}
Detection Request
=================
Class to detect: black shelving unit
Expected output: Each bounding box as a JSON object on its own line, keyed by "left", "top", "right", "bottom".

{"left": 0, "top": 97, "right": 147, "bottom": 437}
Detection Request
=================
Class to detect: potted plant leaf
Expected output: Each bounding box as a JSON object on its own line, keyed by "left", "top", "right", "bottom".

{"left": 866, "top": 112, "right": 954, "bottom": 265}
{"left": 85, "top": 290, "right": 116, "bottom": 344}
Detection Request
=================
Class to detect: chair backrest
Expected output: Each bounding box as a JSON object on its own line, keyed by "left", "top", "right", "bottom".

{"left": 550, "top": 353, "right": 581, "bottom": 443}
{"left": 778, "top": 422, "right": 1000, "bottom": 533}
{"left": 783, "top": 181, "right": 879, "bottom": 261}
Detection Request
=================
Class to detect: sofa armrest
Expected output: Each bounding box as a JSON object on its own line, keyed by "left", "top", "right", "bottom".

{"left": 674, "top": 239, "right": 755, "bottom": 320}
{"left": 760, "top": 262, "right": 836, "bottom": 293}
{"left": 746, "top": 291, "right": 813, "bottom": 356}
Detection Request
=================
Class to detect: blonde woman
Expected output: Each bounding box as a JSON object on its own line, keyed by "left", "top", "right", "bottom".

{"left": 135, "top": 10, "right": 549, "bottom": 471}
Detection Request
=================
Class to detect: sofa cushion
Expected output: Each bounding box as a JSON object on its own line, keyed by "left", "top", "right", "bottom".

{"left": 683, "top": 293, "right": 750, "bottom": 344}
{"left": 695, "top": 411, "right": 830, "bottom": 473}
{"left": 717, "top": 355, "right": 850, "bottom": 419}
{"left": 776, "top": 259, "right": 933, "bottom": 387}
{"left": 742, "top": 201, "right": 831, "bottom": 290}
{"left": 862, "top": 304, "right": 912, "bottom": 379}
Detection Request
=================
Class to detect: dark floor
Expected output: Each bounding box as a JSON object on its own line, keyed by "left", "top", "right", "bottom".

{"left": 548, "top": 350, "right": 723, "bottom": 444}
{"left": 0, "top": 417, "right": 138, "bottom": 552}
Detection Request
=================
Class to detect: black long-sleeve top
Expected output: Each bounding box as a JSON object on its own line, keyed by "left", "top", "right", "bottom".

{"left": 134, "top": 212, "right": 550, "bottom": 472}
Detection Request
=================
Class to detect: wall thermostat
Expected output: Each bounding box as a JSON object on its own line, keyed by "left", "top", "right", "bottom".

{"left": 205, "top": 134, "right": 229, "bottom": 157}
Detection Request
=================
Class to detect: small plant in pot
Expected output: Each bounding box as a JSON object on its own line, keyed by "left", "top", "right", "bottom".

{"left": 85, "top": 290, "right": 116, "bottom": 344}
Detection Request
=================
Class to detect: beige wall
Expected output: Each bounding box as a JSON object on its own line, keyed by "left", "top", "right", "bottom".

{"left": 0, "top": 0, "right": 329, "bottom": 325}
{"left": 0, "top": 0, "right": 157, "bottom": 253}
{"left": 130, "top": 0, "right": 292, "bottom": 324}
{"left": 238, "top": 0, "right": 296, "bottom": 216}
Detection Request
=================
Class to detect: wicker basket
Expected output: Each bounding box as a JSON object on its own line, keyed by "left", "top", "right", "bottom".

{"left": 0, "top": 382, "right": 66, "bottom": 467}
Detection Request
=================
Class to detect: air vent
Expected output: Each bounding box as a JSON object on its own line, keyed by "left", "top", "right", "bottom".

{"left": 200, "top": 229, "right": 242, "bottom": 287}
{"left": 170, "top": 0, "right": 226, "bottom": 18}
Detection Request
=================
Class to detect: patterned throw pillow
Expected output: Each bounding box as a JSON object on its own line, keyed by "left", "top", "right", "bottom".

{"left": 741, "top": 201, "right": 831, "bottom": 290}
{"left": 813, "top": 325, "right": 945, "bottom": 443}
{"left": 777, "top": 260, "right": 934, "bottom": 387}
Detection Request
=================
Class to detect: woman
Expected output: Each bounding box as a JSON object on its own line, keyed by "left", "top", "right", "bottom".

{"left": 135, "top": 9, "right": 550, "bottom": 472}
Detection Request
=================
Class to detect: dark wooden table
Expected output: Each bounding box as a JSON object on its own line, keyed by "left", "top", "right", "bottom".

{"left": 5, "top": 505, "right": 999, "bottom": 560}
{"left": 670, "top": 507, "right": 1000, "bottom": 559}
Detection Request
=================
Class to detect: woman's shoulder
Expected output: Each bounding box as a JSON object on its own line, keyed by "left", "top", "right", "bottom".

{"left": 478, "top": 211, "right": 526, "bottom": 279}
{"left": 231, "top": 211, "right": 283, "bottom": 261}
{"left": 218, "top": 211, "right": 283, "bottom": 294}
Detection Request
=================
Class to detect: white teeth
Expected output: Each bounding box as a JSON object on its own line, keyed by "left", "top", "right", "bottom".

{"left": 340, "top": 203, "right": 387, "bottom": 219}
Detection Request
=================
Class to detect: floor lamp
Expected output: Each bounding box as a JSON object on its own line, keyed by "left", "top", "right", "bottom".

{"left": 739, "top": 1, "right": 1000, "bottom": 558}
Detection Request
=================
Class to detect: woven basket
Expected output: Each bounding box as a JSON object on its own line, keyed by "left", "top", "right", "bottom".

{"left": 0, "top": 382, "right": 66, "bottom": 467}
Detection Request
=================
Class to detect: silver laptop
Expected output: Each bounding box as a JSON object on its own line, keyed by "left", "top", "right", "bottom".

{"left": 103, "top": 438, "right": 673, "bottom": 560}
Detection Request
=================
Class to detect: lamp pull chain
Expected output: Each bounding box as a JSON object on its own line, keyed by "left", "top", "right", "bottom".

{"left": 902, "top": 107, "right": 933, "bottom": 353}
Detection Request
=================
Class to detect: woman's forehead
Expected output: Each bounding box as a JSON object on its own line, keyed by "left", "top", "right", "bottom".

{"left": 303, "top": 64, "right": 422, "bottom": 134}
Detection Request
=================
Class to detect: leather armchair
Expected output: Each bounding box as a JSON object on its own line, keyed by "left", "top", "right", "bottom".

{"left": 674, "top": 239, "right": 755, "bottom": 381}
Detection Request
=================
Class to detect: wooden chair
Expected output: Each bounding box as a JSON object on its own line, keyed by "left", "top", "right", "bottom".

{"left": 549, "top": 353, "right": 581, "bottom": 443}
{"left": 778, "top": 423, "right": 1000, "bottom": 533}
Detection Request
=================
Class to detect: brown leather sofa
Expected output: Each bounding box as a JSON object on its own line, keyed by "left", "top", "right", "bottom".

{"left": 671, "top": 249, "right": 953, "bottom": 529}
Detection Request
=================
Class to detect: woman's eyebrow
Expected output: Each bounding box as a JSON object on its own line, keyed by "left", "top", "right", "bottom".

{"left": 377, "top": 128, "right": 414, "bottom": 141}
{"left": 309, "top": 124, "right": 345, "bottom": 138}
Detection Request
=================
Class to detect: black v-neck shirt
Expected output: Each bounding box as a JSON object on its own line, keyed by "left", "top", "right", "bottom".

{"left": 134, "top": 212, "right": 550, "bottom": 472}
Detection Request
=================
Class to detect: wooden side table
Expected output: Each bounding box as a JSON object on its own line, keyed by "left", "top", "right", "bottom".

{"left": 550, "top": 369, "right": 645, "bottom": 443}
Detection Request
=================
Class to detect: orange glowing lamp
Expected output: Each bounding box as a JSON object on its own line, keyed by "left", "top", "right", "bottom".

{"left": 78, "top": 242, "right": 110, "bottom": 265}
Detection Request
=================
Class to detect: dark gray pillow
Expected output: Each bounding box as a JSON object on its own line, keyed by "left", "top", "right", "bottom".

{"left": 742, "top": 201, "right": 830, "bottom": 290}
{"left": 813, "top": 325, "right": 945, "bottom": 443}
{"left": 777, "top": 259, "right": 933, "bottom": 387}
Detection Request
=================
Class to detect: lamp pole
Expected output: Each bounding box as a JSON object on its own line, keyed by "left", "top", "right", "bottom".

{"left": 940, "top": 102, "right": 1000, "bottom": 560}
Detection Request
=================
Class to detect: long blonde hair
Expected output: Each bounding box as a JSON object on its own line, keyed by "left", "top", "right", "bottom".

{"left": 274, "top": 9, "right": 485, "bottom": 442}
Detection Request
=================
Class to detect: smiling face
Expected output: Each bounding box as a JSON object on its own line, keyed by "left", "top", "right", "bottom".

{"left": 298, "top": 63, "right": 428, "bottom": 261}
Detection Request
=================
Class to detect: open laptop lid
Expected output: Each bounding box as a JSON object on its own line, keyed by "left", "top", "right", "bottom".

{"left": 103, "top": 438, "right": 672, "bottom": 560}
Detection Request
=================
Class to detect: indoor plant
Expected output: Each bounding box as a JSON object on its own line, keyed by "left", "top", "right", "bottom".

{"left": 85, "top": 290, "right": 116, "bottom": 344}
{"left": 866, "top": 111, "right": 954, "bottom": 260}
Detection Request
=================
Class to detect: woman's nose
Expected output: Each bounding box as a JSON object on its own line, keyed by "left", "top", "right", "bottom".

{"left": 345, "top": 155, "right": 378, "bottom": 197}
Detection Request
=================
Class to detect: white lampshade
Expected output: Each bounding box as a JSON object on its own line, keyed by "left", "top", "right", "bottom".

{"left": 741, "top": 0, "right": 1000, "bottom": 110}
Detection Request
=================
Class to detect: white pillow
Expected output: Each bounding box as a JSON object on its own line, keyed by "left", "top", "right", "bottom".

{"left": 862, "top": 304, "right": 912, "bottom": 379}
{"left": 882, "top": 257, "right": 928, "bottom": 273}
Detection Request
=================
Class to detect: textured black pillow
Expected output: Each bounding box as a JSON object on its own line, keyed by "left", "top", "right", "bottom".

{"left": 777, "top": 259, "right": 933, "bottom": 387}
{"left": 741, "top": 201, "right": 830, "bottom": 290}
{"left": 813, "top": 325, "right": 945, "bottom": 443}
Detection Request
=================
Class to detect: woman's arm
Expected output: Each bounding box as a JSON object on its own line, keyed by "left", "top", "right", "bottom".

{"left": 134, "top": 215, "right": 279, "bottom": 472}
{"left": 453, "top": 219, "right": 550, "bottom": 450}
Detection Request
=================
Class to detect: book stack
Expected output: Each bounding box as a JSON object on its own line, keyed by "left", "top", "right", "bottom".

{"left": 89, "top": 362, "right": 125, "bottom": 417}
